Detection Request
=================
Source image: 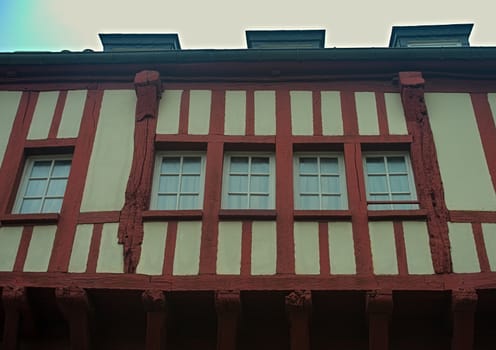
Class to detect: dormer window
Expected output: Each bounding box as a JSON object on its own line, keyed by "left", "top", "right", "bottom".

{"left": 389, "top": 24, "right": 473, "bottom": 48}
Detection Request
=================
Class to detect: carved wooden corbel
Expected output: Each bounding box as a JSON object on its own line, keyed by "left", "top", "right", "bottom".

{"left": 215, "top": 290, "right": 241, "bottom": 350}
{"left": 2, "top": 286, "right": 37, "bottom": 350}
{"left": 285, "top": 290, "right": 312, "bottom": 350}
{"left": 142, "top": 290, "right": 167, "bottom": 350}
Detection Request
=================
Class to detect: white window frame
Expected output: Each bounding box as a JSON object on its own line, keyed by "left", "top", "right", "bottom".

{"left": 293, "top": 153, "right": 348, "bottom": 210}
{"left": 13, "top": 155, "right": 72, "bottom": 214}
{"left": 362, "top": 152, "right": 418, "bottom": 210}
{"left": 222, "top": 152, "right": 275, "bottom": 209}
{"left": 150, "top": 152, "right": 206, "bottom": 210}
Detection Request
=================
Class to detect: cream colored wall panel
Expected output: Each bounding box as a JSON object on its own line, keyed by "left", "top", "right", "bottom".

{"left": 254, "top": 90, "right": 276, "bottom": 135}
{"left": 369, "top": 221, "right": 398, "bottom": 275}
{"left": 24, "top": 225, "right": 57, "bottom": 272}
{"left": 294, "top": 222, "right": 320, "bottom": 275}
{"left": 385, "top": 93, "right": 408, "bottom": 135}
{"left": 482, "top": 223, "right": 496, "bottom": 271}
{"left": 224, "top": 91, "right": 246, "bottom": 135}
{"left": 328, "top": 222, "right": 356, "bottom": 274}
{"left": 426, "top": 93, "right": 496, "bottom": 211}
{"left": 157, "top": 89, "right": 182, "bottom": 134}
{"left": 173, "top": 221, "right": 202, "bottom": 275}
{"left": 321, "top": 91, "right": 343, "bottom": 135}
{"left": 27, "top": 91, "right": 58, "bottom": 140}
{"left": 217, "top": 221, "right": 242, "bottom": 274}
{"left": 57, "top": 90, "right": 86, "bottom": 138}
{"left": 356, "top": 92, "right": 379, "bottom": 135}
{"left": 448, "top": 223, "right": 480, "bottom": 273}
{"left": 188, "top": 90, "right": 211, "bottom": 135}
{"left": 137, "top": 222, "right": 167, "bottom": 275}
{"left": 80, "top": 90, "right": 135, "bottom": 212}
{"left": 487, "top": 93, "right": 496, "bottom": 126}
{"left": 290, "top": 91, "right": 313, "bottom": 135}
{"left": 96, "top": 223, "right": 123, "bottom": 273}
{"left": 68, "top": 224, "right": 93, "bottom": 273}
{"left": 402, "top": 221, "right": 434, "bottom": 274}
{"left": 0, "top": 226, "right": 23, "bottom": 271}
{"left": 0, "top": 91, "right": 22, "bottom": 165}
{"left": 251, "top": 221, "right": 276, "bottom": 275}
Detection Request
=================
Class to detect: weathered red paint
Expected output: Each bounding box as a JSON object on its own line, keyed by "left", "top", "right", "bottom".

{"left": 0, "top": 213, "right": 59, "bottom": 226}
{"left": 215, "top": 290, "right": 240, "bottom": 350}
{"left": 86, "top": 223, "right": 103, "bottom": 273}
{"left": 285, "top": 290, "right": 311, "bottom": 350}
{"left": 449, "top": 210, "right": 496, "bottom": 223}
{"left": 245, "top": 89, "right": 255, "bottom": 136}
{"left": 318, "top": 222, "right": 330, "bottom": 275}
{"left": 47, "top": 91, "right": 67, "bottom": 139}
{"left": 240, "top": 221, "right": 252, "bottom": 276}
{"left": 393, "top": 221, "right": 408, "bottom": 276}
{"left": 209, "top": 89, "right": 225, "bottom": 135}
{"left": 451, "top": 289, "right": 477, "bottom": 350}
{"left": 163, "top": 221, "right": 178, "bottom": 276}
{"left": 77, "top": 211, "right": 121, "bottom": 224}
{"left": 471, "top": 222, "right": 491, "bottom": 273}
{"left": 2, "top": 286, "right": 36, "bottom": 350}
{"left": 375, "top": 92, "right": 389, "bottom": 136}
{"left": 341, "top": 91, "right": 359, "bottom": 135}
{"left": 178, "top": 90, "right": 190, "bottom": 135}
{"left": 366, "top": 290, "right": 393, "bottom": 350}
{"left": 13, "top": 226, "right": 33, "bottom": 272}
{"left": 312, "top": 90, "right": 323, "bottom": 136}
{"left": 142, "top": 290, "right": 167, "bottom": 350}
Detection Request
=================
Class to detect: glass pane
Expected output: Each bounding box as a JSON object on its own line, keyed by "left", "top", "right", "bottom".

{"left": 390, "top": 175, "right": 410, "bottom": 193}
{"left": 161, "top": 158, "right": 180, "bottom": 174}
{"left": 298, "top": 195, "right": 319, "bottom": 209}
{"left": 47, "top": 179, "right": 67, "bottom": 196}
{"left": 368, "top": 194, "right": 391, "bottom": 210}
{"left": 42, "top": 198, "right": 62, "bottom": 213}
{"left": 179, "top": 194, "right": 199, "bottom": 209}
{"left": 30, "top": 161, "right": 51, "bottom": 178}
{"left": 228, "top": 175, "right": 248, "bottom": 193}
{"left": 25, "top": 179, "right": 47, "bottom": 197}
{"left": 322, "top": 195, "right": 341, "bottom": 209}
{"left": 251, "top": 157, "right": 269, "bottom": 174}
{"left": 20, "top": 198, "right": 42, "bottom": 213}
{"left": 181, "top": 175, "right": 200, "bottom": 193}
{"left": 182, "top": 157, "right": 201, "bottom": 173}
{"left": 250, "top": 175, "right": 269, "bottom": 193}
{"left": 392, "top": 194, "right": 413, "bottom": 201}
{"left": 387, "top": 156, "right": 407, "bottom": 173}
{"left": 249, "top": 195, "right": 269, "bottom": 209}
{"left": 367, "top": 175, "right": 388, "bottom": 193}
{"left": 320, "top": 158, "right": 338, "bottom": 174}
{"left": 159, "top": 175, "right": 179, "bottom": 193}
{"left": 227, "top": 194, "right": 247, "bottom": 209}
{"left": 300, "top": 175, "right": 318, "bottom": 193}
{"left": 321, "top": 176, "right": 340, "bottom": 194}
{"left": 230, "top": 157, "right": 248, "bottom": 173}
{"left": 157, "top": 194, "right": 177, "bottom": 210}
{"left": 52, "top": 160, "right": 71, "bottom": 177}
{"left": 299, "top": 158, "right": 317, "bottom": 174}
{"left": 366, "top": 157, "right": 385, "bottom": 174}
{"left": 392, "top": 194, "right": 417, "bottom": 209}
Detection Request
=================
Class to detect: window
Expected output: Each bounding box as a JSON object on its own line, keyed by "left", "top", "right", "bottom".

{"left": 294, "top": 154, "right": 347, "bottom": 210}
{"left": 222, "top": 153, "right": 275, "bottom": 209}
{"left": 363, "top": 153, "right": 418, "bottom": 210}
{"left": 151, "top": 153, "right": 206, "bottom": 210}
{"left": 14, "top": 156, "right": 72, "bottom": 214}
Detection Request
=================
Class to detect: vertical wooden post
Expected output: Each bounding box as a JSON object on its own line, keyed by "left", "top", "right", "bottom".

{"left": 452, "top": 289, "right": 477, "bottom": 350}
{"left": 142, "top": 290, "right": 167, "bottom": 350}
{"left": 367, "top": 290, "right": 393, "bottom": 350}
{"left": 215, "top": 290, "right": 241, "bottom": 350}
{"left": 2, "top": 286, "right": 36, "bottom": 350}
{"left": 286, "top": 290, "right": 312, "bottom": 350}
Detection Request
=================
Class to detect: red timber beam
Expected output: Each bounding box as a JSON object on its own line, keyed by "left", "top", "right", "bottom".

{"left": 399, "top": 71, "right": 452, "bottom": 274}
{"left": 215, "top": 290, "right": 241, "bottom": 350}
{"left": 285, "top": 290, "right": 312, "bottom": 350}
{"left": 142, "top": 290, "right": 167, "bottom": 350}
{"left": 118, "top": 70, "right": 162, "bottom": 272}
{"left": 55, "top": 287, "right": 92, "bottom": 350}
{"left": 366, "top": 290, "right": 393, "bottom": 350}
{"left": 451, "top": 289, "right": 478, "bottom": 350}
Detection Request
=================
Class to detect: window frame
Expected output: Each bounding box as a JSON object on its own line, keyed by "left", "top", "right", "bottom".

{"left": 293, "top": 152, "right": 348, "bottom": 210}
{"left": 150, "top": 151, "right": 207, "bottom": 211}
{"left": 221, "top": 152, "right": 276, "bottom": 210}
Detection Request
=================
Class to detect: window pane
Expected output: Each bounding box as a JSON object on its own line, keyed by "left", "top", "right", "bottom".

{"left": 390, "top": 174, "right": 410, "bottom": 193}
{"left": 42, "top": 198, "right": 62, "bottom": 213}
{"left": 299, "top": 158, "right": 317, "bottom": 174}
{"left": 249, "top": 195, "right": 269, "bottom": 209}
{"left": 157, "top": 194, "right": 177, "bottom": 209}
{"left": 228, "top": 175, "right": 248, "bottom": 193}
{"left": 46, "top": 179, "right": 67, "bottom": 196}
{"left": 368, "top": 194, "right": 391, "bottom": 210}
{"left": 182, "top": 157, "right": 201, "bottom": 173}
{"left": 52, "top": 160, "right": 71, "bottom": 177}
{"left": 159, "top": 175, "right": 179, "bottom": 193}
{"left": 366, "top": 157, "right": 385, "bottom": 174}
{"left": 387, "top": 157, "right": 407, "bottom": 173}
{"left": 25, "top": 179, "right": 47, "bottom": 197}
{"left": 20, "top": 198, "right": 42, "bottom": 213}
{"left": 181, "top": 175, "right": 200, "bottom": 193}
{"left": 392, "top": 194, "right": 417, "bottom": 209}
{"left": 300, "top": 175, "right": 318, "bottom": 193}
{"left": 251, "top": 157, "right": 269, "bottom": 174}
{"left": 367, "top": 175, "right": 388, "bottom": 193}
{"left": 299, "top": 195, "right": 319, "bottom": 209}
{"left": 31, "top": 161, "right": 51, "bottom": 178}
{"left": 230, "top": 157, "right": 248, "bottom": 173}
{"left": 227, "top": 194, "right": 247, "bottom": 209}
{"left": 321, "top": 176, "right": 340, "bottom": 194}
{"left": 161, "top": 158, "right": 180, "bottom": 174}
{"left": 320, "top": 158, "right": 338, "bottom": 174}
{"left": 251, "top": 175, "right": 269, "bottom": 193}
{"left": 179, "top": 194, "right": 199, "bottom": 209}
{"left": 322, "top": 195, "right": 341, "bottom": 209}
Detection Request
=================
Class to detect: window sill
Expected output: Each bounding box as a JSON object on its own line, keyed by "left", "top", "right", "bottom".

{"left": 142, "top": 210, "right": 203, "bottom": 221}
{"left": 293, "top": 210, "right": 352, "bottom": 221}
{"left": 0, "top": 213, "right": 60, "bottom": 226}
{"left": 367, "top": 209, "right": 428, "bottom": 220}
{"left": 219, "top": 210, "right": 277, "bottom": 220}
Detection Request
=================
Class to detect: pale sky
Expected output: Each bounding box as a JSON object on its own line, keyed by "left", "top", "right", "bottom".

{"left": 1, "top": 0, "right": 495, "bottom": 52}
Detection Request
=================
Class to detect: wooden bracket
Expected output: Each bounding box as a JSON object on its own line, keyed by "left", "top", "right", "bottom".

{"left": 285, "top": 290, "right": 312, "bottom": 350}
{"left": 2, "top": 286, "right": 37, "bottom": 350}
{"left": 142, "top": 290, "right": 167, "bottom": 350}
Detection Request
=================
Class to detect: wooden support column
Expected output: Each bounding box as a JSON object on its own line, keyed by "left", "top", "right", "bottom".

{"left": 366, "top": 290, "right": 393, "bottom": 350}
{"left": 2, "top": 286, "right": 36, "bottom": 350}
{"left": 142, "top": 290, "right": 167, "bottom": 350}
{"left": 56, "top": 287, "right": 92, "bottom": 350}
{"left": 285, "top": 290, "right": 312, "bottom": 350}
{"left": 452, "top": 289, "right": 477, "bottom": 350}
{"left": 215, "top": 290, "right": 241, "bottom": 350}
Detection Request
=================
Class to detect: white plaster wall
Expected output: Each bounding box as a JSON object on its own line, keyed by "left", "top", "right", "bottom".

{"left": 321, "top": 91, "right": 343, "bottom": 136}
{"left": 402, "top": 221, "right": 434, "bottom": 274}
{"left": 96, "top": 223, "right": 124, "bottom": 273}
{"left": 24, "top": 225, "right": 57, "bottom": 272}
{"left": 384, "top": 93, "right": 408, "bottom": 135}
{"left": 217, "top": 221, "right": 242, "bottom": 274}
{"left": 448, "top": 222, "right": 480, "bottom": 273}
{"left": 27, "top": 91, "right": 58, "bottom": 140}
{"left": 137, "top": 222, "right": 167, "bottom": 275}
{"left": 254, "top": 91, "right": 276, "bottom": 135}
{"left": 0, "top": 91, "right": 22, "bottom": 166}
{"left": 482, "top": 223, "right": 496, "bottom": 271}
{"left": 290, "top": 91, "right": 313, "bottom": 135}
{"left": 355, "top": 92, "right": 379, "bottom": 135}
{"left": 57, "top": 90, "right": 87, "bottom": 138}
{"left": 328, "top": 221, "right": 356, "bottom": 274}
{"left": 68, "top": 224, "right": 93, "bottom": 273}
{"left": 0, "top": 226, "right": 23, "bottom": 271}
{"left": 369, "top": 221, "right": 398, "bottom": 275}
{"left": 173, "top": 221, "right": 202, "bottom": 275}
{"left": 294, "top": 222, "right": 320, "bottom": 274}
{"left": 224, "top": 91, "right": 246, "bottom": 135}
{"left": 426, "top": 93, "right": 496, "bottom": 211}
{"left": 80, "top": 90, "right": 135, "bottom": 212}
{"left": 188, "top": 90, "right": 211, "bottom": 135}
{"left": 251, "top": 221, "right": 276, "bottom": 275}
{"left": 157, "top": 90, "right": 182, "bottom": 134}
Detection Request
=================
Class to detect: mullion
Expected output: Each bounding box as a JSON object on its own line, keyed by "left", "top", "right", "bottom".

{"left": 246, "top": 156, "right": 252, "bottom": 208}
{"left": 39, "top": 160, "right": 56, "bottom": 213}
